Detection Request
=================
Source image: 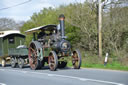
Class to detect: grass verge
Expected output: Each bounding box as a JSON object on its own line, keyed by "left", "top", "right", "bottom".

{"left": 67, "top": 59, "right": 128, "bottom": 71}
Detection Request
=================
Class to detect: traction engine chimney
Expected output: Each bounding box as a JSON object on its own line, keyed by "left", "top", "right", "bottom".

{"left": 59, "top": 14, "right": 65, "bottom": 39}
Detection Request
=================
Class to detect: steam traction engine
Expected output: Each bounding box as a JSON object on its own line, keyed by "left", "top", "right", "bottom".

{"left": 25, "top": 14, "right": 81, "bottom": 71}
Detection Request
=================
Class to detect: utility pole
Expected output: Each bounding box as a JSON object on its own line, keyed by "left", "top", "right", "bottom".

{"left": 98, "top": 0, "right": 102, "bottom": 58}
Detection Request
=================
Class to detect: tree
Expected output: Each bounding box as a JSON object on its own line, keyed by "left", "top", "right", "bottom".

{"left": 0, "top": 18, "right": 24, "bottom": 31}
{"left": 60, "top": 3, "right": 98, "bottom": 53}
{"left": 102, "top": 3, "right": 128, "bottom": 57}
{"left": 21, "top": 1, "right": 128, "bottom": 58}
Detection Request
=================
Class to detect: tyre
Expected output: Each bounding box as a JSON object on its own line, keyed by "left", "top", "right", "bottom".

{"left": 48, "top": 51, "right": 58, "bottom": 71}
{"left": 18, "top": 58, "right": 24, "bottom": 69}
{"left": 11, "top": 57, "right": 16, "bottom": 68}
{"left": 28, "top": 42, "right": 42, "bottom": 70}
{"left": 72, "top": 50, "right": 82, "bottom": 69}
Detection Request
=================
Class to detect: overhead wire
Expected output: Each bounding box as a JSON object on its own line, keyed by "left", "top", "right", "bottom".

{"left": 0, "top": 0, "right": 32, "bottom": 11}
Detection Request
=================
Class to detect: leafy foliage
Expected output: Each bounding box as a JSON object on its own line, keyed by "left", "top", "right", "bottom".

{"left": 20, "top": 1, "right": 128, "bottom": 59}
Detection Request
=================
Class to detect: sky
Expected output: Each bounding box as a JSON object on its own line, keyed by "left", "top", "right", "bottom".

{"left": 0, "top": 0, "right": 85, "bottom": 22}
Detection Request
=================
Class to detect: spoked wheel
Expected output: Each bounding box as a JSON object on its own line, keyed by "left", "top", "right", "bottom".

{"left": 58, "top": 61, "right": 67, "bottom": 68}
{"left": 1, "top": 58, "right": 6, "bottom": 67}
{"left": 72, "top": 50, "right": 81, "bottom": 69}
{"left": 28, "top": 42, "right": 41, "bottom": 70}
{"left": 11, "top": 57, "right": 16, "bottom": 68}
{"left": 48, "top": 51, "right": 58, "bottom": 71}
{"left": 18, "top": 58, "right": 24, "bottom": 69}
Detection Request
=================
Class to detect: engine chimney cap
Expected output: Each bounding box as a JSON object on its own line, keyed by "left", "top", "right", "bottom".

{"left": 59, "top": 14, "right": 65, "bottom": 20}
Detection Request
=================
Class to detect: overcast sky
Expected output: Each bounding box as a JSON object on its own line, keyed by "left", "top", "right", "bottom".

{"left": 0, "top": 0, "right": 85, "bottom": 22}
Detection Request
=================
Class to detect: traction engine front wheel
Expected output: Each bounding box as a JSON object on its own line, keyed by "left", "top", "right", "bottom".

{"left": 72, "top": 50, "right": 81, "bottom": 69}
{"left": 48, "top": 51, "right": 58, "bottom": 71}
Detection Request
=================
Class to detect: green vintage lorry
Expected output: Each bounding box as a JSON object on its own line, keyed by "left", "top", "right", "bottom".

{"left": 0, "top": 30, "right": 28, "bottom": 68}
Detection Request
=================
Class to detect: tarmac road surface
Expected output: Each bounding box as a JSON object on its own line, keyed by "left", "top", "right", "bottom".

{"left": 0, "top": 65, "right": 128, "bottom": 85}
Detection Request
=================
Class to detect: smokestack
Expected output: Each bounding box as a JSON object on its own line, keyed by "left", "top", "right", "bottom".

{"left": 59, "top": 14, "right": 65, "bottom": 39}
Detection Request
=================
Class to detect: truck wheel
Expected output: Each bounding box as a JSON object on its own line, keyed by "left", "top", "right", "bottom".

{"left": 11, "top": 58, "right": 16, "bottom": 68}
{"left": 2, "top": 59, "right": 6, "bottom": 67}
{"left": 18, "top": 58, "right": 24, "bottom": 68}
{"left": 58, "top": 61, "right": 67, "bottom": 68}
{"left": 48, "top": 51, "right": 58, "bottom": 71}
{"left": 72, "top": 50, "right": 81, "bottom": 69}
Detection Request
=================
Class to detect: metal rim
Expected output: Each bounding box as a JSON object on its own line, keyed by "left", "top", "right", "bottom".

{"left": 11, "top": 58, "right": 16, "bottom": 68}
{"left": 28, "top": 43, "right": 39, "bottom": 70}
{"left": 18, "top": 58, "right": 24, "bottom": 68}
{"left": 48, "top": 51, "right": 58, "bottom": 71}
{"left": 72, "top": 50, "right": 81, "bottom": 69}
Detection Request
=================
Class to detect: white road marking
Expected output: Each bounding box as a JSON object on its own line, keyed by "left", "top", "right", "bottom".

{"left": 47, "top": 74, "right": 54, "bottom": 76}
{"left": 21, "top": 71, "right": 27, "bottom": 73}
{"left": 0, "top": 83, "right": 6, "bottom": 85}
{"left": 0, "top": 68, "right": 125, "bottom": 85}
{"left": 78, "top": 78, "right": 88, "bottom": 81}
{"left": 44, "top": 73, "right": 124, "bottom": 85}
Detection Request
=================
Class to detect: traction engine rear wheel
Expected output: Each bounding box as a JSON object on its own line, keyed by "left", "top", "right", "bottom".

{"left": 28, "top": 42, "right": 41, "bottom": 70}
{"left": 72, "top": 50, "right": 81, "bottom": 69}
{"left": 48, "top": 51, "right": 58, "bottom": 71}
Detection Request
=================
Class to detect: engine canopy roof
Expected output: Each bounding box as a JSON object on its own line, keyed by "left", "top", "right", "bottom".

{"left": 25, "top": 24, "right": 57, "bottom": 34}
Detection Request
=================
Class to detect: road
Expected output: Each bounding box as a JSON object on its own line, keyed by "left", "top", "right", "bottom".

{"left": 0, "top": 65, "right": 128, "bottom": 85}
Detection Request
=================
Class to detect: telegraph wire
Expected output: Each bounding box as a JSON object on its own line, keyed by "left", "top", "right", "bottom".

{"left": 0, "top": 0, "right": 32, "bottom": 11}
